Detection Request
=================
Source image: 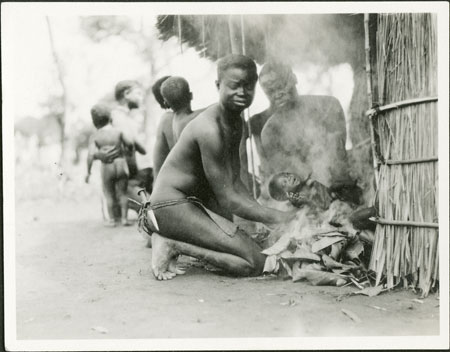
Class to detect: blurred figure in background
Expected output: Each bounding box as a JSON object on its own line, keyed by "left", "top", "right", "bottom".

{"left": 91, "top": 80, "right": 152, "bottom": 219}
{"left": 94, "top": 80, "right": 146, "bottom": 177}
{"left": 86, "top": 103, "right": 145, "bottom": 226}
{"left": 152, "top": 76, "right": 206, "bottom": 181}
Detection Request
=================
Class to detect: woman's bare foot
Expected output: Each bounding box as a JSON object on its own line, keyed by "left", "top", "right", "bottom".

{"left": 151, "top": 233, "right": 183, "bottom": 280}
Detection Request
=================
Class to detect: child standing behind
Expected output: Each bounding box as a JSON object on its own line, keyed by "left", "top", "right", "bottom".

{"left": 86, "top": 103, "right": 142, "bottom": 227}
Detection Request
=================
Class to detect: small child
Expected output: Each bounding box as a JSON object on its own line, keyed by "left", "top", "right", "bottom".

{"left": 268, "top": 172, "right": 375, "bottom": 230}
{"left": 268, "top": 172, "right": 364, "bottom": 209}
{"left": 86, "top": 103, "right": 136, "bottom": 227}
{"left": 268, "top": 172, "right": 334, "bottom": 210}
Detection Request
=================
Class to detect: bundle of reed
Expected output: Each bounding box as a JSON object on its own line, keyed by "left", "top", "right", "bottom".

{"left": 368, "top": 13, "right": 438, "bottom": 297}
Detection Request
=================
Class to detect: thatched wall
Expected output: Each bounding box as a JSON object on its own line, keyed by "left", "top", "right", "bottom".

{"left": 368, "top": 13, "right": 438, "bottom": 297}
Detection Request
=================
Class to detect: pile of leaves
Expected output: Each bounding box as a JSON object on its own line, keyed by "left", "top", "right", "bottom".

{"left": 261, "top": 201, "right": 376, "bottom": 289}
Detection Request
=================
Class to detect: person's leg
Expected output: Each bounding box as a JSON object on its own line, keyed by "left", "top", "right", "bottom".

{"left": 151, "top": 201, "right": 266, "bottom": 280}
{"left": 115, "top": 159, "right": 131, "bottom": 226}
{"left": 101, "top": 164, "right": 117, "bottom": 227}
{"left": 125, "top": 153, "right": 138, "bottom": 179}
{"left": 204, "top": 196, "right": 233, "bottom": 221}
{"left": 116, "top": 179, "right": 131, "bottom": 226}
{"left": 112, "top": 203, "right": 121, "bottom": 221}
{"left": 151, "top": 233, "right": 265, "bottom": 280}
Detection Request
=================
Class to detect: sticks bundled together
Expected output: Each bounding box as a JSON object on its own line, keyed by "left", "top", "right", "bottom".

{"left": 368, "top": 14, "right": 438, "bottom": 297}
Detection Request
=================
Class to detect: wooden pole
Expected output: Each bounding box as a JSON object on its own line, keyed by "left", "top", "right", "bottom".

{"left": 228, "top": 15, "right": 240, "bottom": 54}
{"left": 365, "top": 96, "right": 438, "bottom": 117}
{"left": 202, "top": 16, "right": 206, "bottom": 57}
{"left": 240, "top": 15, "right": 258, "bottom": 198}
{"left": 45, "top": 16, "right": 67, "bottom": 165}
{"left": 370, "top": 217, "right": 439, "bottom": 229}
{"left": 240, "top": 15, "right": 246, "bottom": 55}
{"left": 178, "top": 15, "right": 183, "bottom": 54}
{"left": 364, "top": 14, "right": 380, "bottom": 188}
{"left": 264, "top": 16, "right": 272, "bottom": 61}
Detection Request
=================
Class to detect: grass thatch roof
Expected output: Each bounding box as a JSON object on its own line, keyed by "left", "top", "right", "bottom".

{"left": 156, "top": 14, "right": 364, "bottom": 66}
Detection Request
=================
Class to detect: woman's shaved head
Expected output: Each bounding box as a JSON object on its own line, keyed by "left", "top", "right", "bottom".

{"left": 260, "top": 60, "right": 295, "bottom": 81}
{"left": 160, "top": 76, "right": 192, "bottom": 111}
{"left": 217, "top": 54, "right": 258, "bottom": 83}
{"left": 259, "top": 60, "right": 298, "bottom": 108}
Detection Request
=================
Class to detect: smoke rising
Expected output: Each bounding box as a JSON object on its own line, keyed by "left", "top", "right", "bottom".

{"left": 156, "top": 14, "right": 371, "bottom": 201}
{"left": 240, "top": 14, "right": 370, "bottom": 202}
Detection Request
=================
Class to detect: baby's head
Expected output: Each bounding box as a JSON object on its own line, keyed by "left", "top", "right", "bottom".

{"left": 160, "top": 76, "right": 192, "bottom": 111}
{"left": 268, "top": 172, "right": 304, "bottom": 201}
{"left": 90, "top": 103, "right": 111, "bottom": 129}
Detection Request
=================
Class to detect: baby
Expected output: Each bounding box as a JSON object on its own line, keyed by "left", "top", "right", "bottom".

{"left": 268, "top": 172, "right": 335, "bottom": 210}
{"left": 86, "top": 103, "right": 144, "bottom": 226}
{"left": 268, "top": 172, "right": 375, "bottom": 230}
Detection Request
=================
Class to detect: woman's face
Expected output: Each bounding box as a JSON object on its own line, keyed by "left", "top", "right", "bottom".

{"left": 125, "top": 86, "right": 144, "bottom": 108}
{"left": 217, "top": 67, "right": 257, "bottom": 113}
{"left": 260, "top": 71, "right": 297, "bottom": 109}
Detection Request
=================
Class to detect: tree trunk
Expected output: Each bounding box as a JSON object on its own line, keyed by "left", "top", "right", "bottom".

{"left": 141, "top": 16, "right": 154, "bottom": 142}
{"left": 46, "top": 17, "right": 68, "bottom": 165}
{"left": 228, "top": 15, "right": 240, "bottom": 54}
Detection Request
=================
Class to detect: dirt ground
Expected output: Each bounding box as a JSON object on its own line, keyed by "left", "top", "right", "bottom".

{"left": 14, "top": 195, "right": 440, "bottom": 340}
